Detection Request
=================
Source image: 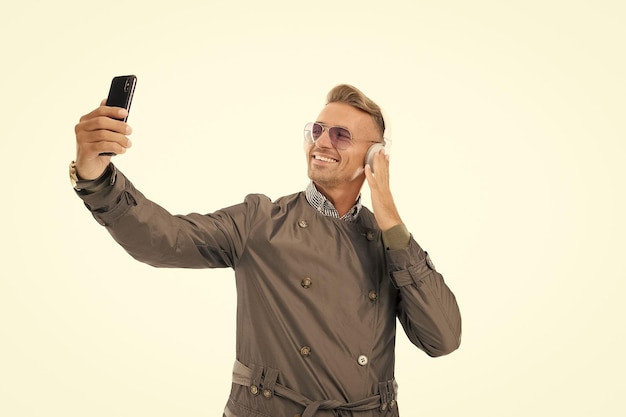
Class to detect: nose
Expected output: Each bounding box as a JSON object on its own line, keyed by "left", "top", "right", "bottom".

{"left": 315, "top": 128, "right": 334, "bottom": 149}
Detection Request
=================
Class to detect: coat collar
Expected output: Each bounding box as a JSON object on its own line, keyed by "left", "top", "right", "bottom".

{"left": 304, "top": 181, "right": 362, "bottom": 222}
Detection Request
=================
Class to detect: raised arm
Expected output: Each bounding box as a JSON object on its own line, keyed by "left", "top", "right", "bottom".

{"left": 71, "top": 103, "right": 250, "bottom": 270}
{"left": 366, "top": 149, "right": 462, "bottom": 356}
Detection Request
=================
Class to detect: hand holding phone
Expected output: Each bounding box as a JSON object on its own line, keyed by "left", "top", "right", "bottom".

{"left": 73, "top": 75, "right": 137, "bottom": 180}
{"left": 100, "top": 75, "right": 137, "bottom": 155}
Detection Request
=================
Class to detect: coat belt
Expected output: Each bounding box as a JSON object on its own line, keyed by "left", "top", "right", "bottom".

{"left": 229, "top": 359, "right": 398, "bottom": 417}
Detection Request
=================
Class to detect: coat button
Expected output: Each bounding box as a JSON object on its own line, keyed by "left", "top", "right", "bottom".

{"left": 300, "top": 346, "right": 312, "bottom": 358}
{"left": 366, "top": 231, "right": 375, "bottom": 241}
{"left": 368, "top": 290, "right": 378, "bottom": 301}
{"left": 250, "top": 385, "right": 259, "bottom": 395}
{"left": 263, "top": 389, "right": 273, "bottom": 399}
{"left": 425, "top": 252, "right": 436, "bottom": 270}
{"left": 298, "top": 219, "right": 308, "bottom": 228}
{"left": 301, "top": 277, "right": 312, "bottom": 288}
{"left": 357, "top": 355, "right": 368, "bottom": 366}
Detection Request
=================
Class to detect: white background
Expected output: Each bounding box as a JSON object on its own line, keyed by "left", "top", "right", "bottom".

{"left": 1, "top": 0, "right": 624, "bottom": 415}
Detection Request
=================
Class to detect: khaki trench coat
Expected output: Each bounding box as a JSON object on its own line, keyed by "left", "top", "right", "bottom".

{"left": 78, "top": 168, "right": 462, "bottom": 417}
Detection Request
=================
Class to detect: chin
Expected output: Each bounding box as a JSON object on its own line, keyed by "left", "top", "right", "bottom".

{"left": 308, "top": 170, "right": 337, "bottom": 187}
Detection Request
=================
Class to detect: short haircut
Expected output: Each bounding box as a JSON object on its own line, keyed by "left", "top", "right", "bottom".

{"left": 326, "top": 84, "right": 385, "bottom": 138}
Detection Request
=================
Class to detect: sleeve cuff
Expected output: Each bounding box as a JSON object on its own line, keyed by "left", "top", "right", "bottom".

{"left": 382, "top": 223, "right": 410, "bottom": 250}
{"left": 74, "top": 163, "right": 116, "bottom": 195}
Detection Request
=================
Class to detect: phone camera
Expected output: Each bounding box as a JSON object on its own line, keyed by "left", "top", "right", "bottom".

{"left": 124, "top": 79, "right": 132, "bottom": 92}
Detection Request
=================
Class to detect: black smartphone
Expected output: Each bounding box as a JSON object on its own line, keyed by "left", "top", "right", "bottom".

{"left": 105, "top": 75, "right": 137, "bottom": 121}
{"left": 100, "top": 75, "right": 137, "bottom": 155}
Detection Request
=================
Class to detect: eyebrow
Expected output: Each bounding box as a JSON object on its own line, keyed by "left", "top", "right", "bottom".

{"left": 315, "top": 121, "right": 351, "bottom": 130}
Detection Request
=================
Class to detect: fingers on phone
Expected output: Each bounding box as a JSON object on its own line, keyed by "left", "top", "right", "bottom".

{"left": 76, "top": 122, "right": 131, "bottom": 153}
{"left": 96, "top": 138, "right": 130, "bottom": 156}
{"left": 99, "top": 106, "right": 128, "bottom": 122}
{"left": 81, "top": 115, "right": 130, "bottom": 135}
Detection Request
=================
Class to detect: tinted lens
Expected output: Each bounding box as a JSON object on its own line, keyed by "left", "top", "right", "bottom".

{"left": 328, "top": 126, "right": 352, "bottom": 149}
{"left": 306, "top": 122, "right": 352, "bottom": 149}
{"left": 311, "top": 122, "right": 324, "bottom": 140}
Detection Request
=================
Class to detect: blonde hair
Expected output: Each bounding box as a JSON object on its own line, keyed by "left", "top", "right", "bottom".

{"left": 326, "top": 84, "right": 385, "bottom": 137}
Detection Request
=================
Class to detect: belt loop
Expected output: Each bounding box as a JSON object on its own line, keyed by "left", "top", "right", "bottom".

{"left": 262, "top": 367, "right": 279, "bottom": 400}
{"left": 388, "top": 379, "right": 398, "bottom": 416}
{"left": 249, "top": 364, "right": 264, "bottom": 396}
{"left": 378, "top": 381, "right": 390, "bottom": 413}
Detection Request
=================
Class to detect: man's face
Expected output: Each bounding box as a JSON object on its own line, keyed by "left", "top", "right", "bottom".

{"left": 305, "top": 102, "right": 380, "bottom": 189}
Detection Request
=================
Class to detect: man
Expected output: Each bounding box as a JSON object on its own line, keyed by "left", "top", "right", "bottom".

{"left": 71, "top": 84, "right": 461, "bottom": 417}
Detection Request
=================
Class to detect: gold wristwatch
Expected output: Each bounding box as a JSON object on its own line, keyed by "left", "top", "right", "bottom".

{"left": 69, "top": 160, "right": 80, "bottom": 188}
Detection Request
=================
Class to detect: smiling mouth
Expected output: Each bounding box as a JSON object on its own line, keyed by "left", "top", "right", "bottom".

{"left": 313, "top": 155, "right": 338, "bottom": 163}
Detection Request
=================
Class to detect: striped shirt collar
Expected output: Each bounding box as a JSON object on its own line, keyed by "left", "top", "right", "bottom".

{"left": 305, "top": 181, "right": 362, "bottom": 222}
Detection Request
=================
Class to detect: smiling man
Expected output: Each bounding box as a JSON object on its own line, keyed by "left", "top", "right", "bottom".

{"left": 71, "top": 84, "right": 462, "bottom": 417}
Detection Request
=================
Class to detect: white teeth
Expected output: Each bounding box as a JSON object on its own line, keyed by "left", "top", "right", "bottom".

{"left": 315, "top": 155, "right": 338, "bottom": 163}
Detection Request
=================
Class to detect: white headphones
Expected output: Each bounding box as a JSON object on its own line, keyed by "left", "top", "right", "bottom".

{"left": 365, "top": 107, "right": 392, "bottom": 173}
{"left": 365, "top": 136, "right": 391, "bottom": 173}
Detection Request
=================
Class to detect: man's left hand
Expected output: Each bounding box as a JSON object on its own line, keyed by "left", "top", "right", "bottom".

{"left": 364, "top": 149, "right": 403, "bottom": 231}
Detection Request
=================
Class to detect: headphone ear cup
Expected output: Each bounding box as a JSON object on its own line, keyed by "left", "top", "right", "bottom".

{"left": 365, "top": 143, "right": 385, "bottom": 173}
{"left": 384, "top": 138, "right": 391, "bottom": 155}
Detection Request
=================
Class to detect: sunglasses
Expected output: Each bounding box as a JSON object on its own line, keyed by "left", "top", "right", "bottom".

{"left": 303, "top": 122, "right": 354, "bottom": 150}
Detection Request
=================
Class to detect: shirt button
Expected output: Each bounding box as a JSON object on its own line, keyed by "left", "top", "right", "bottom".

{"left": 298, "top": 219, "right": 308, "bottom": 228}
{"left": 301, "top": 277, "right": 312, "bottom": 288}
{"left": 357, "top": 355, "right": 368, "bottom": 366}
{"left": 368, "top": 290, "right": 378, "bottom": 301}
{"left": 300, "top": 346, "right": 312, "bottom": 358}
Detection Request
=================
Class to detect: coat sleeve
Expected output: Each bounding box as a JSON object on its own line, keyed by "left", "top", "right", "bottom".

{"left": 385, "top": 233, "right": 462, "bottom": 357}
{"left": 77, "top": 167, "right": 261, "bottom": 269}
